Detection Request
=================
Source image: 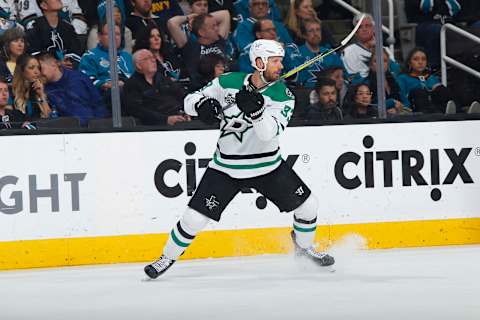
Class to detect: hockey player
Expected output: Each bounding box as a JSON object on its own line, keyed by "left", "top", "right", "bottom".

{"left": 144, "top": 39, "right": 335, "bottom": 279}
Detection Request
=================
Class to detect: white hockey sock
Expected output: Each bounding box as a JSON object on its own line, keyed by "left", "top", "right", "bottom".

{"left": 293, "top": 195, "right": 318, "bottom": 249}
{"left": 293, "top": 216, "right": 317, "bottom": 249}
{"left": 162, "top": 208, "right": 210, "bottom": 260}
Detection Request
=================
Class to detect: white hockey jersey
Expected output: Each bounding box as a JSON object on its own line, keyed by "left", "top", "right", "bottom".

{"left": 0, "top": 0, "right": 17, "bottom": 34}
{"left": 13, "top": 0, "right": 87, "bottom": 34}
{"left": 184, "top": 72, "right": 295, "bottom": 179}
{"left": 0, "top": 0, "right": 16, "bottom": 22}
{"left": 342, "top": 42, "right": 371, "bottom": 78}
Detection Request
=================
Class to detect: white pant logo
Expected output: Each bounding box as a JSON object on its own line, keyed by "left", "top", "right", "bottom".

{"left": 205, "top": 195, "right": 220, "bottom": 210}
{"left": 295, "top": 186, "right": 304, "bottom": 196}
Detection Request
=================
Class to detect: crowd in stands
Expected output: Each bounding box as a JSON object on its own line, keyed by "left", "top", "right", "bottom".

{"left": 0, "top": 0, "right": 479, "bottom": 130}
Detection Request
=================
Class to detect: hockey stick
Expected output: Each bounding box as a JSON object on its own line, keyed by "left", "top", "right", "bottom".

{"left": 220, "top": 14, "right": 365, "bottom": 114}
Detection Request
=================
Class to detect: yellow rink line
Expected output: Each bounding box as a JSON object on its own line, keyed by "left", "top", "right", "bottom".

{"left": 1, "top": 217, "right": 480, "bottom": 270}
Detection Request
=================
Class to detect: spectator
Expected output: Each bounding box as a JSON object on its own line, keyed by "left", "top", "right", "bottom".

{"left": 17, "top": 0, "right": 88, "bottom": 36}
{"left": 310, "top": 65, "right": 347, "bottom": 108}
{"left": 12, "top": 54, "right": 52, "bottom": 119}
{"left": 0, "top": 77, "right": 26, "bottom": 128}
{"left": 341, "top": 13, "right": 375, "bottom": 78}
{"left": 342, "top": 13, "right": 401, "bottom": 79}
{"left": 125, "top": 0, "right": 184, "bottom": 28}
{"left": 122, "top": 49, "right": 190, "bottom": 125}
{"left": 133, "top": 25, "right": 182, "bottom": 81}
{"left": 344, "top": 83, "right": 377, "bottom": 119}
{"left": 297, "top": 19, "right": 343, "bottom": 88}
{"left": 87, "top": 0, "right": 133, "bottom": 53}
{"left": 304, "top": 77, "right": 343, "bottom": 121}
{"left": 167, "top": 3, "right": 230, "bottom": 49}
{"left": 79, "top": 23, "right": 134, "bottom": 102}
{"left": 25, "top": 0, "right": 82, "bottom": 69}
{"left": 197, "top": 53, "right": 226, "bottom": 88}
{"left": 180, "top": 13, "right": 231, "bottom": 89}
{"left": 405, "top": 0, "right": 462, "bottom": 70}
{"left": 285, "top": 0, "right": 334, "bottom": 47}
{"left": 166, "top": 0, "right": 208, "bottom": 49}
{"left": 238, "top": 18, "right": 302, "bottom": 79}
{"left": 0, "top": 6, "right": 18, "bottom": 35}
{"left": 80, "top": 0, "right": 109, "bottom": 29}
{"left": 0, "top": 27, "right": 27, "bottom": 86}
{"left": 38, "top": 52, "right": 110, "bottom": 126}
{"left": 126, "top": 0, "right": 169, "bottom": 39}
{"left": 233, "top": 0, "right": 292, "bottom": 51}
{"left": 207, "top": 0, "right": 237, "bottom": 28}
{"left": 188, "top": 0, "right": 209, "bottom": 15}
{"left": 397, "top": 47, "right": 456, "bottom": 114}
{"left": 234, "top": 0, "right": 282, "bottom": 23}
{"left": 353, "top": 48, "right": 406, "bottom": 116}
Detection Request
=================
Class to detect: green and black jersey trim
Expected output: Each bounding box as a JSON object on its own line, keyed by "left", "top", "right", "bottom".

{"left": 272, "top": 116, "right": 284, "bottom": 136}
{"left": 213, "top": 152, "right": 282, "bottom": 169}
{"left": 217, "top": 147, "right": 280, "bottom": 160}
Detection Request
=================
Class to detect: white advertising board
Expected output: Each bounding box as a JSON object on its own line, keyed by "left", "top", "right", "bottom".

{"left": 0, "top": 120, "right": 478, "bottom": 241}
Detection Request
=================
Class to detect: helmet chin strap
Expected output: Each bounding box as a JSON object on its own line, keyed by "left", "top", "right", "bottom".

{"left": 257, "top": 57, "right": 269, "bottom": 86}
{"left": 259, "top": 71, "right": 268, "bottom": 86}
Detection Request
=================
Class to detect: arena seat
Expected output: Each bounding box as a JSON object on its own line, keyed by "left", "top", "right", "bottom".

{"left": 35, "top": 117, "right": 82, "bottom": 129}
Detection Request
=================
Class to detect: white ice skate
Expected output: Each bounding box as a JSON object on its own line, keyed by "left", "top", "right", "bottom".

{"left": 144, "top": 255, "right": 176, "bottom": 279}
{"left": 290, "top": 231, "right": 335, "bottom": 269}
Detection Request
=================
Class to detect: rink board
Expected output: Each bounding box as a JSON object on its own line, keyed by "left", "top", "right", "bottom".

{"left": 0, "top": 120, "right": 479, "bottom": 269}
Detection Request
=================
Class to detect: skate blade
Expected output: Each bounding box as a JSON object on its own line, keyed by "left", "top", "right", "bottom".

{"left": 141, "top": 276, "right": 157, "bottom": 282}
{"left": 293, "top": 256, "right": 336, "bottom": 273}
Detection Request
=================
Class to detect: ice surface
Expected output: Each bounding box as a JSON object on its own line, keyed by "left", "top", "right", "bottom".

{"left": 1, "top": 245, "right": 479, "bottom": 320}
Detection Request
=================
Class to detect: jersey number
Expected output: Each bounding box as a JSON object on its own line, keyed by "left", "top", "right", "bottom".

{"left": 281, "top": 106, "right": 293, "bottom": 120}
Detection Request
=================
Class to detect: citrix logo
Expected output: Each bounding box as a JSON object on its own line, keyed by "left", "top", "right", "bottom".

{"left": 334, "top": 135, "right": 474, "bottom": 201}
{"left": 154, "top": 142, "right": 299, "bottom": 209}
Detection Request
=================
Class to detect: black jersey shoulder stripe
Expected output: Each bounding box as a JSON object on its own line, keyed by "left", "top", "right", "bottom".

{"left": 217, "top": 147, "right": 280, "bottom": 160}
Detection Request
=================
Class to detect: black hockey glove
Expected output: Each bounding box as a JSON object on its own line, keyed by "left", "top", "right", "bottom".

{"left": 195, "top": 98, "right": 221, "bottom": 125}
{"left": 235, "top": 85, "right": 265, "bottom": 120}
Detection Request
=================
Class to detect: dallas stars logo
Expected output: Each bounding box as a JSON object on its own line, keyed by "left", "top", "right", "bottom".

{"left": 220, "top": 111, "right": 253, "bottom": 143}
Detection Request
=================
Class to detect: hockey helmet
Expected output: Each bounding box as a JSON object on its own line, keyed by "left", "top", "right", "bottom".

{"left": 249, "top": 39, "right": 285, "bottom": 72}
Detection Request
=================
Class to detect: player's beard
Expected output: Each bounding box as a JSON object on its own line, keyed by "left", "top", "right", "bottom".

{"left": 263, "top": 69, "right": 280, "bottom": 83}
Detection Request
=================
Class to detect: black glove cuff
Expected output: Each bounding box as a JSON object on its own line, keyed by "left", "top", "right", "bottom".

{"left": 249, "top": 105, "right": 265, "bottom": 121}
{"left": 194, "top": 97, "right": 209, "bottom": 112}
